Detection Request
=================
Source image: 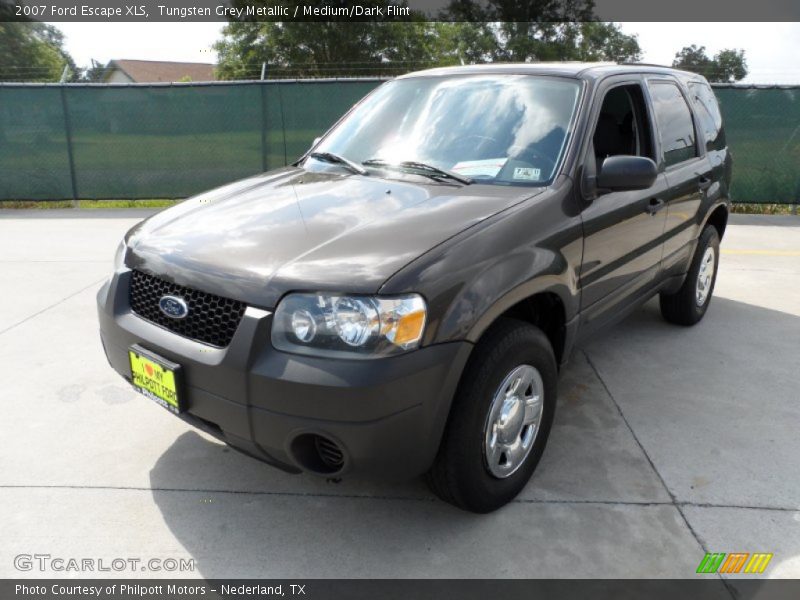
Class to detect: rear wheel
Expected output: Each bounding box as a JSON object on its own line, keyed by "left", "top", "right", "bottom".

{"left": 425, "top": 318, "right": 557, "bottom": 513}
{"left": 660, "top": 225, "right": 720, "bottom": 326}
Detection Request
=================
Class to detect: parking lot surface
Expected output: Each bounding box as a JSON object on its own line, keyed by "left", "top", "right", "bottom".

{"left": 1, "top": 210, "right": 798, "bottom": 581}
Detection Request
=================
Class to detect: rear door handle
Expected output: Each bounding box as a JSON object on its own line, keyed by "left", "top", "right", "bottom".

{"left": 646, "top": 198, "right": 665, "bottom": 215}
{"left": 697, "top": 175, "right": 713, "bottom": 191}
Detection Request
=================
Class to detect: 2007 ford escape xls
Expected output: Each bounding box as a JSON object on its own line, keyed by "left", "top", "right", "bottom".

{"left": 97, "top": 63, "right": 731, "bottom": 513}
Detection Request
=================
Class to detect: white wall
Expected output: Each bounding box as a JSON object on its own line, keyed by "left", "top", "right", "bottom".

{"left": 106, "top": 69, "right": 134, "bottom": 84}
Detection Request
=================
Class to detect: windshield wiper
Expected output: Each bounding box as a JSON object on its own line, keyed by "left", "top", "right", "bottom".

{"left": 309, "top": 151, "right": 368, "bottom": 176}
{"left": 362, "top": 159, "right": 472, "bottom": 185}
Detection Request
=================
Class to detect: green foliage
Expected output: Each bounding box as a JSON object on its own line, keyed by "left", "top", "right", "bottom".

{"left": 483, "top": 21, "right": 641, "bottom": 63}
{"left": 442, "top": 0, "right": 594, "bottom": 22}
{"left": 215, "top": 21, "right": 441, "bottom": 78}
{"left": 81, "top": 59, "right": 110, "bottom": 82}
{"left": 216, "top": 0, "right": 438, "bottom": 78}
{"left": 575, "top": 22, "right": 642, "bottom": 62}
{"left": 0, "top": 21, "right": 77, "bottom": 82}
{"left": 714, "top": 48, "right": 748, "bottom": 82}
{"left": 438, "top": 2, "right": 639, "bottom": 63}
{"left": 215, "top": 0, "right": 642, "bottom": 79}
{"left": 0, "top": 199, "right": 179, "bottom": 209}
{"left": 672, "top": 44, "right": 748, "bottom": 83}
{"left": 729, "top": 203, "right": 798, "bottom": 215}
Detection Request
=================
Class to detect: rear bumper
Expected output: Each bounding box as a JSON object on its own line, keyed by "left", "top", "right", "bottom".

{"left": 97, "top": 270, "right": 472, "bottom": 480}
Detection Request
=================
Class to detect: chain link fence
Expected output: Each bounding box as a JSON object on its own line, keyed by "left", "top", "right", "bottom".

{"left": 0, "top": 80, "right": 798, "bottom": 203}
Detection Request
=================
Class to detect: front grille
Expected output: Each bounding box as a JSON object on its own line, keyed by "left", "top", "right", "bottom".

{"left": 129, "top": 270, "right": 246, "bottom": 348}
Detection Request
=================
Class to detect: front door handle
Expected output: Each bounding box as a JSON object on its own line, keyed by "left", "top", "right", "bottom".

{"left": 646, "top": 198, "right": 665, "bottom": 215}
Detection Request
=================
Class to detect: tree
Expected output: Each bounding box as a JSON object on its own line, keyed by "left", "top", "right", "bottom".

{"left": 0, "top": 19, "right": 78, "bottom": 82}
{"left": 439, "top": 1, "right": 641, "bottom": 63}
{"left": 215, "top": 0, "right": 642, "bottom": 79}
{"left": 428, "top": 22, "right": 499, "bottom": 65}
{"left": 479, "top": 21, "right": 641, "bottom": 63}
{"left": 216, "top": 0, "right": 439, "bottom": 79}
{"left": 713, "top": 48, "right": 748, "bottom": 83}
{"left": 672, "top": 45, "right": 747, "bottom": 83}
{"left": 81, "top": 59, "right": 110, "bottom": 82}
{"left": 575, "top": 22, "right": 642, "bottom": 63}
{"left": 216, "top": 21, "right": 445, "bottom": 78}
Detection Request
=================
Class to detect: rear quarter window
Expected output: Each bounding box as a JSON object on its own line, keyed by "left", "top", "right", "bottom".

{"left": 688, "top": 81, "right": 726, "bottom": 151}
{"left": 648, "top": 81, "right": 699, "bottom": 167}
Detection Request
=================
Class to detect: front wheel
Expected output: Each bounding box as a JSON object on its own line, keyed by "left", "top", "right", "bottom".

{"left": 425, "top": 318, "right": 557, "bottom": 513}
{"left": 660, "top": 225, "right": 721, "bottom": 326}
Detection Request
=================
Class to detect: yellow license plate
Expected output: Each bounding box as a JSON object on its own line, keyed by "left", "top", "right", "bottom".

{"left": 129, "top": 347, "right": 183, "bottom": 414}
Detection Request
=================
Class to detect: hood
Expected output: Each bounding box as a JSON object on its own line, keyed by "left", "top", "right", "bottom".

{"left": 126, "top": 167, "right": 544, "bottom": 307}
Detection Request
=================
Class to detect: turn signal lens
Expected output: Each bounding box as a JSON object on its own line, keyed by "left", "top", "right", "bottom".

{"left": 392, "top": 310, "right": 426, "bottom": 346}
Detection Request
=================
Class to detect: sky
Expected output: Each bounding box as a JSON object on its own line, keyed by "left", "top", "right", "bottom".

{"left": 50, "top": 21, "right": 800, "bottom": 84}
{"left": 617, "top": 22, "right": 800, "bottom": 84}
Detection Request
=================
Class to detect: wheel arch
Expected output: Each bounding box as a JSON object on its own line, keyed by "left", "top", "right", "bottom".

{"left": 704, "top": 202, "right": 729, "bottom": 240}
{"left": 467, "top": 285, "right": 572, "bottom": 368}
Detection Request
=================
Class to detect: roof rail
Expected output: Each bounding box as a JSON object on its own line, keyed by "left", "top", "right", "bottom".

{"left": 619, "top": 62, "right": 672, "bottom": 69}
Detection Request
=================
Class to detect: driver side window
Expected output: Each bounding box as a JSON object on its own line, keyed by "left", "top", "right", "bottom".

{"left": 592, "top": 84, "right": 654, "bottom": 172}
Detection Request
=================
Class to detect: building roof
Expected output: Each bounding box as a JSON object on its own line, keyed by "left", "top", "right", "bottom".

{"left": 106, "top": 60, "right": 216, "bottom": 83}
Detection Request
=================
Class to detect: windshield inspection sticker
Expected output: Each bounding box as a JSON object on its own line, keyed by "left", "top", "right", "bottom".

{"left": 513, "top": 167, "right": 541, "bottom": 181}
{"left": 452, "top": 158, "right": 508, "bottom": 178}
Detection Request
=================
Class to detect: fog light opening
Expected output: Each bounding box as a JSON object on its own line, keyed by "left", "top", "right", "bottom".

{"left": 290, "top": 433, "right": 346, "bottom": 475}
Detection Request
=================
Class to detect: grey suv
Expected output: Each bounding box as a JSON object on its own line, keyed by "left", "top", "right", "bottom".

{"left": 97, "top": 63, "right": 731, "bottom": 512}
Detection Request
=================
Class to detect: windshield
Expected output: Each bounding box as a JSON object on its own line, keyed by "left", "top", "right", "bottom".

{"left": 309, "top": 74, "right": 582, "bottom": 186}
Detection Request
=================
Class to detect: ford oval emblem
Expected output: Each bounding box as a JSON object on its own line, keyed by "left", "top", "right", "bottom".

{"left": 159, "top": 295, "right": 189, "bottom": 319}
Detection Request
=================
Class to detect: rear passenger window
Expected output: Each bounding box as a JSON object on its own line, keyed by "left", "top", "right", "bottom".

{"left": 688, "top": 82, "right": 725, "bottom": 151}
{"left": 648, "top": 82, "right": 698, "bottom": 167}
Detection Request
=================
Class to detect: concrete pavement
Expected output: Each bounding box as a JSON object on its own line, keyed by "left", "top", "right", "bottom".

{"left": 1, "top": 210, "right": 798, "bottom": 581}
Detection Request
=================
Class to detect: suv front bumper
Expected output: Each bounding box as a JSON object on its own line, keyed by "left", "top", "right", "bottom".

{"left": 97, "top": 270, "right": 472, "bottom": 480}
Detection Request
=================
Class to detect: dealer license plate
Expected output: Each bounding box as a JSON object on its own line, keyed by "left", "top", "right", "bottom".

{"left": 128, "top": 346, "right": 183, "bottom": 414}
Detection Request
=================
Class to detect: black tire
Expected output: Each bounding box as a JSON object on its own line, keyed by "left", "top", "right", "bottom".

{"left": 425, "top": 318, "right": 557, "bottom": 513}
{"left": 660, "top": 225, "right": 721, "bottom": 326}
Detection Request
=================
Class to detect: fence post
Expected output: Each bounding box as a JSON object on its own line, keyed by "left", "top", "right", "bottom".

{"left": 260, "top": 82, "right": 268, "bottom": 172}
{"left": 59, "top": 85, "right": 79, "bottom": 206}
{"left": 277, "top": 82, "right": 287, "bottom": 166}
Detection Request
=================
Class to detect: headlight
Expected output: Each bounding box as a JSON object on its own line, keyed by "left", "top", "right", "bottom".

{"left": 112, "top": 240, "right": 126, "bottom": 272}
{"left": 272, "top": 292, "right": 427, "bottom": 358}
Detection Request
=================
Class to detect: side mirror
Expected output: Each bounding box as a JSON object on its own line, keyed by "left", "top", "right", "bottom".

{"left": 311, "top": 136, "right": 321, "bottom": 149}
{"left": 597, "top": 155, "right": 657, "bottom": 192}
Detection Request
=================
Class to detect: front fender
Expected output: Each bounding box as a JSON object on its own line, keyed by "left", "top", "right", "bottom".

{"left": 441, "top": 249, "right": 576, "bottom": 344}
{"left": 379, "top": 185, "right": 583, "bottom": 348}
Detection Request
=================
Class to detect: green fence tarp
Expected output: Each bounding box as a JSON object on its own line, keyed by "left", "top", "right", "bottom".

{"left": 0, "top": 80, "right": 379, "bottom": 201}
{"left": 0, "top": 81, "right": 798, "bottom": 203}
{"left": 0, "top": 86, "right": 74, "bottom": 200}
{"left": 714, "top": 86, "right": 800, "bottom": 203}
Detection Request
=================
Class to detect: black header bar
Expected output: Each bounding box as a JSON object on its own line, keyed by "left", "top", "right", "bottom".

{"left": 2, "top": 0, "right": 800, "bottom": 22}
{"left": 5, "top": 579, "right": 800, "bottom": 600}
